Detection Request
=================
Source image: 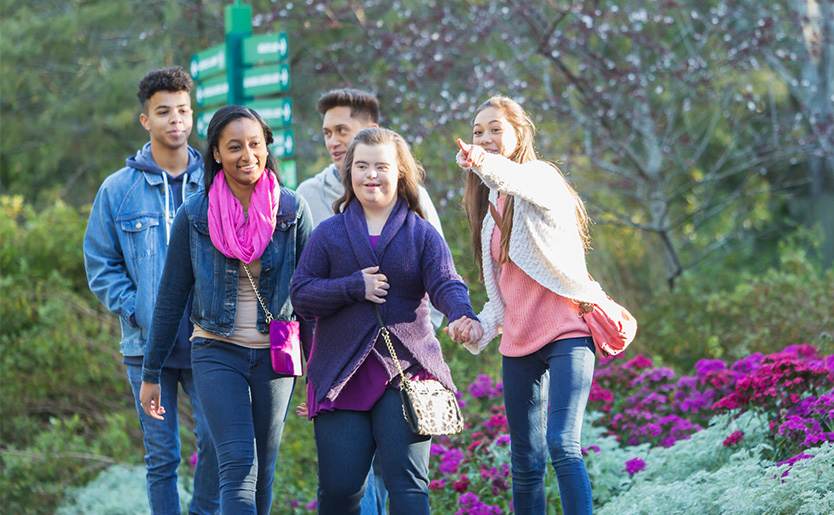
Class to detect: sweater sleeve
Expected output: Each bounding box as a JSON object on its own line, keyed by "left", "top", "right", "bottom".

{"left": 290, "top": 227, "right": 367, "bottom": 320}
{"left": 142, "top": 209, "right": 194, "bottom": 383}
{"left": 464, "top": 152, "right": 574, "bottom": 212}
{"left": 420, "top": 228, "right": 476, "bottom": 324}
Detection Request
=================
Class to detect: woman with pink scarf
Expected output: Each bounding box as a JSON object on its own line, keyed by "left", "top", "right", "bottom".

{"left": 140, "top": 105, "right": 313, "bottom": 514}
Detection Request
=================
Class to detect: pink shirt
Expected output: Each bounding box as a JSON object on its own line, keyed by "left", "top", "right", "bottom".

{"left": 490, "top": 197, "right": 591, "bottom": 357}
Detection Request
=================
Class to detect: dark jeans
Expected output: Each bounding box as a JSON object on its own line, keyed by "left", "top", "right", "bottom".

{"left": 191, "top": 338, "right": 295, "bottom": 514}
{"left": 126, "top": 364, "right": 219, "bottom": 514}
{"left": 502, "top": 337, "right": 595, "bottom": 515}
{"left": 314, "top": 388, "right": 431, "bottom": 515}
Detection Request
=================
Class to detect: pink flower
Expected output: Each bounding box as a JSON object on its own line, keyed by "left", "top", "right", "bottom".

{"left": 622, "top": 457, "right": 646, "bottom": 476}
{"left": 190, "top": 452, "right": 198, "bottom": 467}
{"left": 453, "top": 474, "right": 470, "bottom": 492}
{"left": 723, "top": 430, "right": 744, "bottom": 447}
{"left": 429, "top": 479, "right": 446, "bottom": 490}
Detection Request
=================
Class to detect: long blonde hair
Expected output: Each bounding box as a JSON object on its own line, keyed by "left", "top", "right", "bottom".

{"left": 335, "top": 127, "right": 426, "bottom": 219}
{"left": 462, "top": 95, "right": 590, "bottom": 279}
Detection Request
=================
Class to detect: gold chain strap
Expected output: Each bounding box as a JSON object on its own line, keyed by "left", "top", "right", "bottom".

{"left": 375, "top": 306, "right": 413, "bottom": 423}
{"left": 242, "top": 262, "right": 274, "bottom": 323}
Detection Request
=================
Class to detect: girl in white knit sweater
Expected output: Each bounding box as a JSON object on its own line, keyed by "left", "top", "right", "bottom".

{"left": 456, "top": 95, "right": 606, "bottom": 515}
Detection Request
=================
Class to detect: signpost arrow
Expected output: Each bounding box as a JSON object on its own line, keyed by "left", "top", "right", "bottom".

{"left": 269, "top": 129, "right": 294, "bottom": 158}
{"left": 246, "top": 98, "right": 292, "bottom": 128}
{"left": 195, "top": 75, "right": 229, "bottom": 108}
{"left": 243, "top": 33, "right": 289, "bottom": 66}
{"left": 242, "top": 64, "right": 290, "bottom": 98}
{"left": 190, "top": 43, "right": 226, "bottom": 81}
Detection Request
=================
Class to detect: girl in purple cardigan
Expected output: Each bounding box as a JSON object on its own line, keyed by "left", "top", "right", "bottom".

{"left": 290, "top": 127, "right": 482, "bottom": 514}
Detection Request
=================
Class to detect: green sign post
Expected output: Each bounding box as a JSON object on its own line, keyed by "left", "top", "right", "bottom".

{"left": 190, "top": 1, "right": 296, "bottom": 188}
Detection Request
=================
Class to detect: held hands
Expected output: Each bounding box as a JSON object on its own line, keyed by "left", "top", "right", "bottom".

{"left": 456, "top": 139, "right": 486, "bottom": 169}
{"left": 296, "top": 402, "right": 309, "bottom": 418}
{"left": 444, "top": 315, "right": 484, "bottom": 346}
{"left": 362, "top": 265, "right": 389, "bottom": 304}
{"left": 139, "top": 381, "right": 167, "bottom": 421}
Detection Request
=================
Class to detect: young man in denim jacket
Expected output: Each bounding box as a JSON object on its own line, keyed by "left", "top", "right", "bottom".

{"left": 83, "top": 66, "right": 219, "bottom": 514}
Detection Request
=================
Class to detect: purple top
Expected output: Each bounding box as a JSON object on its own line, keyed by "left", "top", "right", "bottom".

{"left": 291, "top": 197, "right": 475, "bottom": 404}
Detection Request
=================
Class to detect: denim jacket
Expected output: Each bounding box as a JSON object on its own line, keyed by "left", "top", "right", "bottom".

{"left": 83, "top": 163, "right": 204, "bottom": 357}
{"left": 141, "top": 188, "right": 313, "bottom": 383}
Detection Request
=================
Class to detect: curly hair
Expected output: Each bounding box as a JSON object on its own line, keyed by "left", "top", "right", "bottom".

{"left": 136, "top": 66, "right": 193, "bottom": 110}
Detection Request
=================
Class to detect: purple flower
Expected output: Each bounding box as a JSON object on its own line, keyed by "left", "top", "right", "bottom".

{"left": 305, "top": 500, "right": 317, "bottom": 511}
{"left": 439, "top": 448, "right": 465, "bottom": 474}
{"left": 469, "top": 375, "right": 497, "bottom": 399}
{"left": 622, "top": 457, "right": 646, "bottom": 476}
{"left": 190, "top": 452, "right": 198, "bottom": 467}
{"left": 495, "top": 435, "right": 511, "bottom": 446}
{"left": 455, "top": 491, "right": 503, "bottom": 515}
{"left": 730, "top": 353, "right": 764, "bottom": 374}
{"left": 430, "top": 443, "right": 446, "bottom": 456}
{"left": 581, "top": 445, "right": 601, "bottom": 455}
{"left": 695, "top": 359, "right": 726, "bottom": 378}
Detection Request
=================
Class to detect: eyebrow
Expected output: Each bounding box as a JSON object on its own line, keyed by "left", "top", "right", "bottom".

{"left": 354, "top": 159, "right": 391, "bottom": 166}
{"left": 154, "top": 103, "right": 189, "bottom": 111}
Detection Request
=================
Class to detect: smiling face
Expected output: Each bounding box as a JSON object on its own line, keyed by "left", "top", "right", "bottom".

{"left": 472, "top": 106, "right": 519, "bottom": 158}
{"left": 140, "top": 90, "right": 193, "bottom": 151}
{"left": 350, "top": 143, "right": 399, "bottom": 213}
{"left": 212, "top": 117, "right": 269, "bottom": 202}
{"left": 322, "top": 106, "right": 375, "bottom": 167}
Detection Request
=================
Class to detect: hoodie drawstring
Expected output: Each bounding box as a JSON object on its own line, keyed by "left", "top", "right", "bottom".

{"left": 161, "top": 173, "right": 188, "bottom": 245}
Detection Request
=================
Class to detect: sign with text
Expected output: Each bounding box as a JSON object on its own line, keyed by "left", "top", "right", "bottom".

{"left": 243, "top": 33, "right": 289, "bottom": 66}
{"left": 280, "top": 160, "right": 297, "bottom": 190}
{"left": 190, "top": 44, "right": 226, "bottom": 81}
{"left": 247, "top": 98, "right": 292, "bottom": 128}
{"left": 269, "top": 129, "right": 294, "bottom": 158}
{"left": 242, "top": 64, "right": 290, "bottom": 98}
{"left": 196, "top": 109, "right": 218, "bottom": 139}
{"left": 195, "top": 75, "right": 229, "bottom": 108}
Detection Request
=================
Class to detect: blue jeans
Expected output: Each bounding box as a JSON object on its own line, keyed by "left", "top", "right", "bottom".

{"left": 314, "top": 388, "right": 431, "bottom": 515}
{"left": 191, "top": 338, "right": 295, "bottom": 515}
{"left": 126, "top": 364, "right": 219, "bottom": 515}
{"left": 359, "top": 454, "right": 387, "bottom": 514}
{"left": 502, "top": 337, "right": 595, "bottom": 515}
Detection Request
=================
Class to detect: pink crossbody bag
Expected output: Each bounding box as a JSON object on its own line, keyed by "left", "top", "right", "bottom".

{"left": 242, "top": 262, "right": 302, "bottom": 376}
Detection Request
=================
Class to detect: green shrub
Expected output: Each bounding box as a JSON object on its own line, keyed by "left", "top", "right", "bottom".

{"left": 635, "top": 233, "right": 834, "bottom": 370}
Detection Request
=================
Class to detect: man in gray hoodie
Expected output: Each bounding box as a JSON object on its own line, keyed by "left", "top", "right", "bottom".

{"left": 83, "top": 67, "right": 219, "bottom": 514}
{"left": 297, "top": 88, "right": 443, "bottom": 232}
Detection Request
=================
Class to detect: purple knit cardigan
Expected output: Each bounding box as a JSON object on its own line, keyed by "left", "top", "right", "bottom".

{"left": 290, "top": 197, "right": 476, "bottom": 403}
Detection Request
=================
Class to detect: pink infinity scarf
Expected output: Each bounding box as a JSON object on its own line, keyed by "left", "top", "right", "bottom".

{"left": 207, "top": 169, "right": 280, "bottom": 263}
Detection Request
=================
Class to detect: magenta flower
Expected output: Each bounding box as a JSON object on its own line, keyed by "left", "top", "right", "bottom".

{"left": 723, "top": 430, "right": 744, "bottom": 447}
{"left": 469, "top": 375, "right": 498, "bottom": 399}
{"left": 439, "top": 448, "right": 464, "bottom": 474}
{"left": 190, "top": 452, "right": 198, "bottom": 467}
{"left": 305, "top": 500, "right": 317, "bottom": 511}
{"left": 453, "top": 474, "right": 470, "bottom": 492}
{"left": 429, "top": 479, "right": 446, "bottom": 490}
{"left": 622, "top": 457, "right": 646, "bottom": 476}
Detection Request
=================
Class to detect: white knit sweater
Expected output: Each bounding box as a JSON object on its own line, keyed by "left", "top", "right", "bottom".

{"left": 463, "top": 152, "right": 607, "bottom": 354}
